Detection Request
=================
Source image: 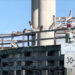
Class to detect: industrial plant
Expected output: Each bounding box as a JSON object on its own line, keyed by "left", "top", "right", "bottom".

{"left": 0, "top": 0, "right": 75, "bottom": 75}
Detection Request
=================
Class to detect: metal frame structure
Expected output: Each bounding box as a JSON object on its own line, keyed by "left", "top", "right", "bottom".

{"left": 0, "top": 17, "right": 75, "bottom": 49}
{"left": 0, "top": 17, "right": 75, "bottom": 75}
{"left": 0, "top": 45, "right": 64, "bottom": 75}
{"left": 0, "top": 27, "right": 75, "bottom": 49}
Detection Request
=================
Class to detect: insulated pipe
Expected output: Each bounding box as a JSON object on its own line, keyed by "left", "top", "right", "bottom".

{"left": 39, "top": 0, "right": 56, "bottom": 45}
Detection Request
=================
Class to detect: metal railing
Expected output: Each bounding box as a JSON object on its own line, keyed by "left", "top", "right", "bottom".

{"left": 0, "top": 17, "right": 75, "bottom": 49}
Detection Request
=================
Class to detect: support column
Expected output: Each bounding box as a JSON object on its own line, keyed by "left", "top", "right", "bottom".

{"left": 39, "top": 0, "right": 56, "bottom": 75}
{"left": 0, "top": 56, "right": 2, "bottom": 75}
{"left": 31, "top": 1, "right": 39, "bottom": 75}
{"left": 32, "top": 0, "right": 56, "bottom": 75}
{"left": 9, "top": 55, "right": 14, "bottom": 75}
{"left": 21, "top": 54, "right": 25, "bottom": 75}
{"left": 71, "top": 69, "right": 75, "bottom": 75}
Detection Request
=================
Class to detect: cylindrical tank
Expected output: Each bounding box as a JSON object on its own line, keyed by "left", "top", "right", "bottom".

{"left": 39, "top": 0, "right": 56, "bottom": 45}
{"left": 39, "top": 1, "right": 56, "bottom": 75}
{"left": 31, "top": 1, "right": 56, "bottom": 75}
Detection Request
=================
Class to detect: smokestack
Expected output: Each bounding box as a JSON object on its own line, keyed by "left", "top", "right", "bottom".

{"left": 38, "top": 1, "right": 56, "bottom": 75}
{"left": 32, "top": 0, "right": 56, "bottom": 46}
{"left": 31, "top": 1, "right": 56, "bottom": 75}
{"left": 39, "top": 0, "right": 56, "bottom": 46}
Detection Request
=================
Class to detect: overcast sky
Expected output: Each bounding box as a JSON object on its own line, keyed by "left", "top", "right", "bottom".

{"left": 0, "top": 0, "right": 75, "bottom": 33}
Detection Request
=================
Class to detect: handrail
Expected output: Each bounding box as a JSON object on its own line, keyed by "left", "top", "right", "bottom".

{"left": 0, "top": 17, "right": 75, "bottom": 49}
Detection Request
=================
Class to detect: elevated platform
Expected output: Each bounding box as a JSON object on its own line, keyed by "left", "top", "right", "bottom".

{"left": 0, "top": 17, "right": 75, "bottom": 75}
{"left": 0, "top": 45, "right": 64, "bottom": 75}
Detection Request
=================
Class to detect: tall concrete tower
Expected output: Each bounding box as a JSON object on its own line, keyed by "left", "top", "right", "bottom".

{"left": 32, "top": 0, "right": 56, "bottom": 75}
{"left": 39, "top": 0, "right": 56, "bottom": 45}
{"left": 32, "top": 0, "right": 56, "bottom": 46}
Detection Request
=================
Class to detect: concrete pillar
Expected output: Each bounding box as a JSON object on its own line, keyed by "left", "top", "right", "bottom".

{"left": 39, "top": 0, "right": 56, "bottom": 45}
{"left": 71, "top": 69, "right": 75, "bottom": 75}
{"left": 0, "top": 56, "right": 2, "bottom": 75}
{"left": 39, "top": 0, "right": 56, "bottom": 75}
{"left": 31, "top": 1, "right": 40, "bottom": 75}
{"left": 21, "top": 54, "right": 25, "bottom": 75}
{"left": 32, "top": 0, "right": 56, "bottom": 75}
{"left": 14, "top": 54, "right": 21, "bottom": 75}
{"left": 9, "top": 55, "right": 14, "bottom": 75}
